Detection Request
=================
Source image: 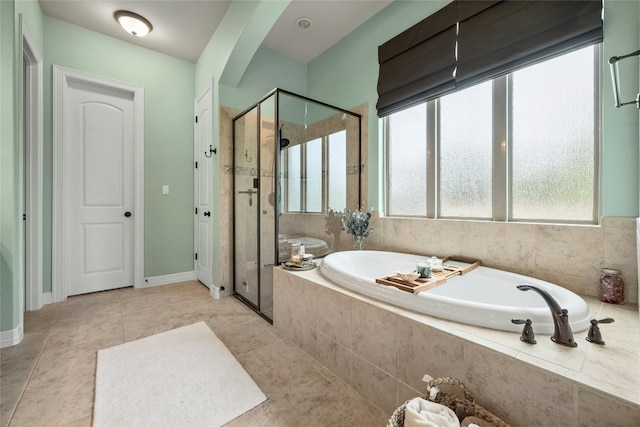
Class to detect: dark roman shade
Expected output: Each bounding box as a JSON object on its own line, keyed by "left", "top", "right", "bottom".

{"left": 376, "top": 0, "right": 603, "bottom": 117}
{"left": 456, "top": 0, "right": 603, "bottom": 89}
{"left": 376, "top": 2, "right": 457, "bottom": 118}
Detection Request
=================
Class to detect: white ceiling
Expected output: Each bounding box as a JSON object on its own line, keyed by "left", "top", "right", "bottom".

{"left": 38, "top": 0, "right": 393, "bottom": 64}
{"left": 262, "top": 0, "right": 392, "bottom": 64}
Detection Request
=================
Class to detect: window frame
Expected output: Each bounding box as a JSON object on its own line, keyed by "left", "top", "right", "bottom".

{"left": 283, "top": 130, "right": 349, "bottom": 214}
{"left": 383, "top": 44, "right": 602, "bottom": 225}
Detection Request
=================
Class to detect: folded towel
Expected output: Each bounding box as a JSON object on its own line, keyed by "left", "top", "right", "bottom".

{"left": 404, "top": 397, "right": 461, "bottom": 427}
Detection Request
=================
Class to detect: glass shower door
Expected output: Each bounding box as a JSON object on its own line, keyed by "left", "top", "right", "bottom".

{"left": 258, "top": 95, "right": 276, "bottom": 319}
{"left": 233, "top": 107, "right": 259, "bottom": 307}
{"left": 232, "top": 88, "right": 361, "bottom": 321}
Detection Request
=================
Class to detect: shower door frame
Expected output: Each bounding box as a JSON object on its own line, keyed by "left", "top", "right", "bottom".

{"left": 231, "top": 88, "right": 363, "bottom": 323}
{"left": 232, "top": 91, "right": 278, "bottom": 323}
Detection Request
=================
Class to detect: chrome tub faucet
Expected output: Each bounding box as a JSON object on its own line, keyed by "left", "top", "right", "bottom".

{"left": 517, "top": 284, "right": 577, "bottom": 347}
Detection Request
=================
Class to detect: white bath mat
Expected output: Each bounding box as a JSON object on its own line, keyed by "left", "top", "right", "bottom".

{"left": 93, "top": 321, "right": 266, "bottom": 426}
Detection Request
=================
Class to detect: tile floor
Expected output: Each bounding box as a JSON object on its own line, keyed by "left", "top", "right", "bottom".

{"left": 1, "top": 281, "right": 388, "bottom": 427}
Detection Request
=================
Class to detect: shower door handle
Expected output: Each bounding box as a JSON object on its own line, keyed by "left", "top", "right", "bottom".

{"left": 204, "top": 211, "right": 211, "bottom": 217}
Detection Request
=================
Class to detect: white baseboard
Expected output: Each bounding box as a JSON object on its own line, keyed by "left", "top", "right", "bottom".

{"left": 210, "top": 285, "right": 221, "bottom": 299}
{"left": 43, "top": 292, "right": 52, "bottom": 304}
{"left": 143, "top": 271, "right": 196, "bottom": 288}
{"left": 211, "top": 283, "right": 231, "bottom": 299}
{"left": 0, "top": 323, "right": 24, "bottom": 348}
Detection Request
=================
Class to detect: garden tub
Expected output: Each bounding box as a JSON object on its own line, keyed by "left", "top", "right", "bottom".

{"left": 319, "top": 250, "right": 591, "bottom": 334}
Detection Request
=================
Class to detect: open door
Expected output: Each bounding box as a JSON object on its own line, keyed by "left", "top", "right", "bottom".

{"left": 194, "top": 82, "right": 214, "bottom": 287}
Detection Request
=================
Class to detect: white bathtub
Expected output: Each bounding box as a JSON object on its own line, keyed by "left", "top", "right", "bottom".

{"left": 279, "top": 235, "right": 329, "bottom": 259}
{"left": 319, "top": 250, "right": 592, "bottom": 334}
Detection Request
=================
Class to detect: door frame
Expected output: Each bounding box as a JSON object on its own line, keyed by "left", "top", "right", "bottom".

{"left": 52, "top": 65, "right": 145, "bottom": 302}
{"left": 19, "top": 16, "right": 44, "bottom": 311}
{"left": 193, "top": 80, "right": 214, "bottom": 287}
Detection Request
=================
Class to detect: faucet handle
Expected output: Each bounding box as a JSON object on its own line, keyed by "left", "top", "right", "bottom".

{"left": 512, "top": 319, "right": 536, "bottom": 344}
{"left": 586, "top": 318, "right": 615, "bottom": 345}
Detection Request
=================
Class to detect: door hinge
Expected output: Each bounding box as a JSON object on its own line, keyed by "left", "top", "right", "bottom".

{"left": 195, "top": 207, "right": 198, "bottom": 215}
{"left": 195, "top": 161, "right": 198, "bottom": 169}
{"left": 195, "top": 253, "right": 198, "bottom": 260}
{"left": 22, "top": 214, "right": 26, "bottom": 221}
{"left": 195, "top": 116, "right": 198, "bottom": 123}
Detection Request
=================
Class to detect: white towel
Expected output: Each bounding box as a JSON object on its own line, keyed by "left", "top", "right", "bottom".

{"left": 404, "top": 397, "right": 460, "bottom": 427}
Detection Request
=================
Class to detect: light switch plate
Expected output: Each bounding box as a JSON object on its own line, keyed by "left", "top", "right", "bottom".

{"left": 162, "top": 185, "right": 169, "bottom": 195}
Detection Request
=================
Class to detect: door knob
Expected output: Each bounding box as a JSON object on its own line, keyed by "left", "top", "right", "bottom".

{"left": 204, "top": 211, "right": 211, "bottom": 217}
{"left": 124, "top": 211, "right": 132, "bottom": 217}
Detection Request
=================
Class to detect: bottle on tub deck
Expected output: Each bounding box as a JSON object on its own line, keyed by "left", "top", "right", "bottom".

{"left": 600, "top": 268, "right": 624, "bottom": 304}
{"left": 290, "top": 241, "right": 301, "bottom": 262}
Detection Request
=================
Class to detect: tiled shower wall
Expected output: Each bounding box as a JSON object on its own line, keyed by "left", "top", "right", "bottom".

{"left": 217, "top": 107, "right": 237, "bottom": 297}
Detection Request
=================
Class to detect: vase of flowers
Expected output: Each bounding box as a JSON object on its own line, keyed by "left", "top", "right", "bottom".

{"left": 352, "top": 234, "right": 365, "bottom": 251}
{"left": 341, "top": 208, "right": 373, "bottom": 250}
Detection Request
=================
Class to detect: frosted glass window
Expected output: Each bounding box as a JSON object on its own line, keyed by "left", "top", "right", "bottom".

{"left": 286, "top": 145, "right": 300, "bottom": 211}
{"left": 439, "top": 81, "right": 492, "bottom": 218}
{"left": 305, "top": 138, "right": 322, "bottom": 212}
{"left": 383, "top": 44, "right": 599, "bottom": 223}
{"left": 511, "top": 46, "right": 595, "bottom": 221}
{"left": 387, "top": 104, "right": 427, "bottom": 216}
{"left": 328, "top": 131, "right": 347, "bottom": 211}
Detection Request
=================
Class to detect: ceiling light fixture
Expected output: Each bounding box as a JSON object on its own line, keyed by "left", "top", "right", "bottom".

{"left": 296, "top": 17, "right": 312, "bottom": 30}
{"left": 114, "top": 10, "right": 153, "bottom": 37}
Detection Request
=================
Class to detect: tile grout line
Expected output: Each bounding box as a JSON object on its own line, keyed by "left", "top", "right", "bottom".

{"left": 6, "top": 311, "right": 62, "bottom": 427}
{"left": 66, "top": 295, "right": 125, "bottom": 427}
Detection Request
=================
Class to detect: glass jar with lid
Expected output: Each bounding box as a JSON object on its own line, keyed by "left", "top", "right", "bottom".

{"left": 600, "top": 268, "right": 624, "bottom": 304}
{"left": 427, "top": 256, "right": 444, "bottom": 273}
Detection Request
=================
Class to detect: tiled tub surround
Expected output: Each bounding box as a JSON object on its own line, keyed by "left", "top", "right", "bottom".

{"left": 273, "top": 266, "right": 640, "bottom": 426}
{"left": 278, "top": 215, "right": 639, "bottom": 305}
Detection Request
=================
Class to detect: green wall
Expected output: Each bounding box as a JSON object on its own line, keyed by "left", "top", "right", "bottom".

{"left": 43, "top": 16, "right": 196, "bottom": 288}
{"left": 0, "top": 0, "right": 46, "bottom": 333}
{"left": 17, "top": 0, "right": 44, "bottom": 51}
{"left": 307, "top": 0, "right": 640, "bottom": 216}
{"left": 1, "top": 0, "right": 18, "bottom": 332}
{"left": 219, "top": 46, "right": 307, "bottom": 111}
{"left": 601, "top": 0, "right": 640, "bottom": 216}
{"left": 194, "top": 9, "right": 306, "bottom": 289}
{"left": 308, "top": 1, "right": 449, "bottom": 210}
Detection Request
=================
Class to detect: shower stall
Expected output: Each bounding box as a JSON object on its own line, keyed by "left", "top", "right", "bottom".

{"left": 232, "top": 89, "right": 362, "bottom": 321}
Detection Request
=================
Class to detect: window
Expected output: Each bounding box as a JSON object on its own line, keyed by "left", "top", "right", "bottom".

{"left": 327, "top": 131, "right": 347, "bottom": 211}
{"left": 439, "top": 81, "right": 493, "bottom": 218}
{"left": 305, "top": 138, "right": 323, "bottom": 213}
{"left": 385, "top": 45, "right": 600, "bottom": 223}
{"left": 283, "top": 130, "right": 349, "bottom": 213}
{"left": 510, "top": 48, "right": 597, "bottom": 221}
{"left": 387, "top": 104, "right": 427, "bottom": 216}
{"left": 285, "top": 144, "right": 301, "bottom": 212}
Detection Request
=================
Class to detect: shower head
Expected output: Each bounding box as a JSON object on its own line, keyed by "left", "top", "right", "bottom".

{"left": 279, "top": 123, "right": 290, "bottom": 149}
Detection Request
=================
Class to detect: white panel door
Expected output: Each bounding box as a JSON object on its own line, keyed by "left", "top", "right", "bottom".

{"left": 194, "top": 84, "right": 213, "bottom": 287}
{"left": 65, "top": 80, "right": 134, "bottom": 296}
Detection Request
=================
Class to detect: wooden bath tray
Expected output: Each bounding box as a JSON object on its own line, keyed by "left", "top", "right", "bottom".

{"left": 375, "top": 256, "right": 481, "bottom": 294}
